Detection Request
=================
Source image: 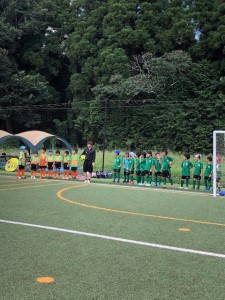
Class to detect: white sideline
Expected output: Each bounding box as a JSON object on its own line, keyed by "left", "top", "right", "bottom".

{"left": 0, "top": 219, "right": 225, "bottom": 259}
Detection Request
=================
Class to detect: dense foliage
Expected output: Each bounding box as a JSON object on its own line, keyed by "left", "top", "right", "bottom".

{"left": 1, "top": 0, "right": 225, "bottom": 152}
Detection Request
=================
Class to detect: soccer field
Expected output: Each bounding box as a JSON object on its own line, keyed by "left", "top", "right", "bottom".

{"left": 1, "top": 175, "right": 225, "bottom": 300}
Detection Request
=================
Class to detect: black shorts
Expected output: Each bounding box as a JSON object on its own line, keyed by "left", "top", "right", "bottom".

{"left": 55, "top": 162, "right": 61, "bottom": 170}
{"left": 31, "top": 164, "right": 37, "bottom": 171}
{"left": 19, "top": 165, "right": 25, "bottom": 170}
{"left": 63, "top": 163, "right": 69, "bottom": 170}
{"left": 71, "top": 167, "right": 77, "bottom": 172}
{"left": 136, "top": 170, "right": 145, "bottom": 176}
{"left": 83, "top": 161, "right": 93, "bottom": 173}
{"left": 145, "top": 171, "right": 152, "bottom": 176}
{"left": 124, "top": 169, "right": 130, "bottom": 175}
{"left": 181, "top": 175, "right": 190, "bottom": 180}
{"left": 114, "top": 168, "right": 120, "bottom": 174}
{"left": 193, "top": 174, "right": 201, "bottom": 180}
{"left": 39, "top": 166, "right": 46, "bottom": 169}
{"left": 47, "top": 162, "right": 53, "bottom": 170}
{"left": 204, "top": 176, "right": 211, "bottom": 181}
{"left": 155, "top": 171, "right": 162, "bottom": 177}
{"left": 162, "top": 170, "right": 171, "bottom": 178}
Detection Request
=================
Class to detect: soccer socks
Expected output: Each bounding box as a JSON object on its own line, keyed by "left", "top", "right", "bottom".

{"left": 169, "top": 178, "right": 174, "bottom": 185}
{"left": 181, "top": 180, "right": 184, "bottom": 187}
{"left": 113, "top": 172, "right": 117, "bottom": 181}
{"left": 197, "top": 180, "right": 200, "bottom": 189}
{"left": 186, "top": 179, "right": 189, "bottom": 187}
{"left": 72, "top": 171, "right": 76, "bottom": 178}
{"left": 193, "top": 180, "right": 196, "bottom": 189}
{"left": 141, "top": 176, "right": 145, "bottom": 184}
{"left": 21, "top": 169, "right": 25, "bottom": 177}
{"left": 204, "top": 179, "right": 208, "bottom": 188}
{"left": 208, "top": 179, "right": 211, "bottom": 189}
{"left": 146, "top": 176, "right": 150, "bottom": 184}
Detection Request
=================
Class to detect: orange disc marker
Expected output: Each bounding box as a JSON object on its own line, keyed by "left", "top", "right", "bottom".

{"left": 36, "top": 277, "right": 55, "bottom": 283}
{"left": 178, "top": 228, "right": 190, "bottom": 232}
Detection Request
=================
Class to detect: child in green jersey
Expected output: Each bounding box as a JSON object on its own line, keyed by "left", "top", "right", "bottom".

{"left": 216, "top": 156, "right": 222, "bottom": 192}
{"left": 193, "top": 154, "right": 203, "bottom": 189}
{"left": 161, "top": 150, "right": 174, "bottom": 188}
{"left": 135, "top": 152, "right": 141, "bottom": 184}
{"left": 179, "top": 153, "right": 193, "bottom": 189}
{"left": 17, "top": 145, "right": 26, "bottom": 179}
{"left": 46, "top": 149, "right": 54, "bottom": 178}
{"left": 63, "top": 150, "right": 71, "bottom": 180}
{"left": 139, "top": 152, "right": 146, "bottom": 185}
{"left": 71, "top": 148, "right": 80, "bottom": 179}
{"left": 204, "top": 156, "right": 213, "bottom": 191}
{"left": 123, "top": 152, "right": 130, "bottom": 183}
{"left": 30, "top": 151, "right": 39, "bottom": 179}
{"left": 154, "top": 152, "right": 162, "bottom": 187}
{"left": 113, "top": 150, "right": 122, "bottom": 183}
{"left": 54, "top": 150, "right": 63, "bottom": 179}
{"left": 128, "top": 152, "right": 135, "bottom": 184}
{"left": 145, "top": 150, "right": 154, "bottom": 186}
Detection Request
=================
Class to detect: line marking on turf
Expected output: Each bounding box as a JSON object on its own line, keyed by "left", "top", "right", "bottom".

{"left": 0, "top": 180, "right": 50, "bottom": 188}
{"left": 0, "top": 182, "right": 75, "bottom": 192}
{"left": 0, "top": 219, "right": 225, "bottom": 259}
{"left": 57, "top": 185, "right": 225, "bottom": 228}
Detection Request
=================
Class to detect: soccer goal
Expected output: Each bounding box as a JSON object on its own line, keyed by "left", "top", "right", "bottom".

{"left": 213, "top": 131, "right": 225, "bottom": 197}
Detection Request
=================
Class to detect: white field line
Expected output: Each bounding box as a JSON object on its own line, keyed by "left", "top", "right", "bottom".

{"left": 0, "top": 219, "right": 224, "bottom": 259}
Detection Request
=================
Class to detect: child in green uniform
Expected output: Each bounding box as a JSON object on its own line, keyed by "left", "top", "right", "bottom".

{"left": 54, "top": 150, "right": 63, "bottom": 179}
{"left": 123, "top": 152, "right": 130, "bottom": 183}
{"left": 30, "top": 151, "right": 39, "bottom": 179}
{"left": 154, "top": 153, "right": 162, "bottom": 187}
{"left": 204, "top": 156, "right": 213, "bottom": 191}
{"left": 139, "top": 152, "right": 146, "bottom": 185}
{"left": 216, "top": 156, "right": 222, "bottom": 192}
{"left": 193, "top": 154, "right": 203, "bottom": 189}
{"left": 17, "top": 145, "right": 26, "bottom": 179}
{"left": 135, "top": 152, "right": 141, "bottom": 184}
{"left": 63, "top": 150, "right": 71, "bottom": 180}
{"left": 161, "top": 150, "right": 174, "bottom": 188}
{"left": 179, "top": 153, "right": 193, "bottom": 189}
{"left": 113, "top": 150, "right": 122, "bottom": 183}
{"left": 128, "top": 152, "right": 135, "bottom": 184}
{"left": 70, "top": 148, "right": 80, "bottom": 179}
{"left": 145, "top": 151, "right": 154, "bottom": 186}
{"left": 46, "top": 149, "right": 55, "bottom": 178}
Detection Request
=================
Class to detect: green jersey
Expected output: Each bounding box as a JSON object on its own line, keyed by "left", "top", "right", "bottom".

{"left": 216, "top": 164, "right": 222, "bottom": 179}
{"left": 55, "top": 155, "right": 63, "bottom": 163}
{"left": 154, "top": 159, "right": 161, "bottom": 172}
{"left": 71, "top": 154, "right": 80, "bottom": 167}
{"left": 139, "top": 158, "right": 146, "bottom": 171}
{"left": 46, "top": 155, "right": 55, "bottom": 163}
{"left": 145, "top": 157, "right": 154, "bottom": 171}
{"left": 30, "top": 156, "right": 39, "bottom": 165}
{"left": 204, "top": 163, "right": 213, "bottom": 177}
{"left": 19, "top": 151, "right": 26, "bottom": 166}
{"left": 193, "top": 161, "right": 203, "bottom": 176}
{"left": 114, "top": 156, "right": 122, "bottom": 170}
{"left": 161, "top": 156, "right": 173, "bottom": 171}
{"left": 181, "top": 160, "right": 193, "bottom": 176}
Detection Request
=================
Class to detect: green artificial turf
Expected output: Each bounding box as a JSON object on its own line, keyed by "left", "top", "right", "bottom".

{"left": 1, "top": 176, "right": 225, "bottom": 300}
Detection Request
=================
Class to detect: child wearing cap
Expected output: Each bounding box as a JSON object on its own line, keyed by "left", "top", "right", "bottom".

{"left": 70, "top": 148, "right": 80, "bottom": 179}
{"left": 46, "top": 149, "right": 55, "bottom": 178}
{"left": 193, "top": 154, "right": 203, "bottom": 189}
{"left": 204, "top": 156, "right": 213, "bottom": 191}
{"left": 17, "top": 146, "right": 26, "bottom": 179}
{"left": 113, "top": 150, "right": 122, "bottom": 183}
{"left": 216, "top": 156, "right": 222, "bottom": 192}
{"left": 179, "top": 153, "right": 193, "bottom": 189}
{"left": 30, "top": 151, "right": 39, "bottom": 179}
{"left": 39, "top": 147, "right": 47, "bottom": 179}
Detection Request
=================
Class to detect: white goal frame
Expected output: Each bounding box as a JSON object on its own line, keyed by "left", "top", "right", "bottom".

{"left": 213, "top": 130, "right": 225, "bottom": 197}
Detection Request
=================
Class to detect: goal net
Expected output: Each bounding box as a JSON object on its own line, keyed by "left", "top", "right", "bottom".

{"left": 213, "top": 131, "right": 225, "bottom": 197}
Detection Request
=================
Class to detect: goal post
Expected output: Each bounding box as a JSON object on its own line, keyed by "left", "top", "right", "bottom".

{"left": 213, "top": 130, "right": 225, "bottom": 197}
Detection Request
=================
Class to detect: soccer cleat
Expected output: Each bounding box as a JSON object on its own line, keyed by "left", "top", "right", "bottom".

{"left": 17, "top": 176, "right": 22, "bottom": 179}
{"left": 84, "top": 179, "right": 88, "bottom": 183}
{"left": 87, "top": 179, "right": 90, "bottom": 183}
{"left": 21, "top": 176, "right": 26, "bottom": 179}
{"left": 171, "top": 185, "right": 174, "bottom": 188}
{"left": 145, "top": 183, "right": 151, "bottom": 187}
{"left": 204, "top": 187, "right": 209, "bottom": 191}
{"left": 129, "top": 181, "right": 134, "bottom": 185}
{"left": 163, "top": 184, "right": 166, "bottom": 188}
{"left": 184, "top": 187, "right": 188, "bottom": 190}
{"left": 179, "top": 187, "right": 184, "bottom": 189}
{"left": 31, "top": 176, "right": 33, "bottom": 179}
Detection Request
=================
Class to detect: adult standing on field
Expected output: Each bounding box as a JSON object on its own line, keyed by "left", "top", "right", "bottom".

{"left": 81, "top": 141, "right": 96, "bottom": 183}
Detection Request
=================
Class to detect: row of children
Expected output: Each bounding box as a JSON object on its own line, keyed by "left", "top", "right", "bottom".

{"left": 113, "top": 150, "right": 222, "bottom": 191}
{"left": 16, "top": 146, "right": 80, "bottom": 180}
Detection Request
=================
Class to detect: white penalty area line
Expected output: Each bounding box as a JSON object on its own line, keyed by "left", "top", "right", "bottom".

{"left": 0, "top": 219, "right": 224, "bottom": 259}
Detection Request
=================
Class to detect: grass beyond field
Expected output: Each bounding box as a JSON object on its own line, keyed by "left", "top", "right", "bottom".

{"left": 1, "top": 175, "right": 225, "bottom": 299}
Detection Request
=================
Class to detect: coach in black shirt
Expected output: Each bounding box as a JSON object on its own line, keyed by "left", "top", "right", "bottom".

{"left": 81, "top": 141, "right": 96, "bottom": 183}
